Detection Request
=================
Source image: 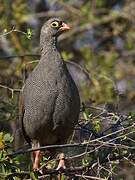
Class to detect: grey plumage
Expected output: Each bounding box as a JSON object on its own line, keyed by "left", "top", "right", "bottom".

{"left": 18, "top": 18, "right": 80, "bottom": 149}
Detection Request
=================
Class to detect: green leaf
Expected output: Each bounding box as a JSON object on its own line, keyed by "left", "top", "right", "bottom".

{"left": 83, "top": 112, "right": 88, "bottom": 121}
{"left": 0, "top": 132, "right": 4, "bottom": 149}
{"left": 26, "top": 28, "right": 32, "bottom": 39}
{"left": 3, "top": 133, "right": 13, "bottom": 143}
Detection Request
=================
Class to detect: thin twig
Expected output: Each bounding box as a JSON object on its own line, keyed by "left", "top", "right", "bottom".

{"left": 0, "top": 84, "right": 21, "bottom": 98}
{"left": 8, "top": 123, "right": 135, "bottom": 157}
{"left": 0, "top": 27, "right": 27, "bottom": 37}
{"left": 75, "top": 174, "right": 106, "bottom": 180}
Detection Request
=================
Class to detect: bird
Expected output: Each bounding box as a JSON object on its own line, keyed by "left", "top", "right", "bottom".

{"left": 16, "top": 18, "right": 80, "bottom": 171}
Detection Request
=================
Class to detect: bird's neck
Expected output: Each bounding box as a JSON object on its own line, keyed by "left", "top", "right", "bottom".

{"left": 40, "top": 35, "right": 58, "bottom": 57}
{"left": 39, "top": 35, "right": 64, "bottom": 70}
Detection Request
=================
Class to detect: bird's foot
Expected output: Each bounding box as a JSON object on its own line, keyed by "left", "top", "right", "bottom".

{"left": 33, "top": 165, "right": 43, "bottom": 175}
{"left": 56, "top": 153, "right": 66, "bottom": 170}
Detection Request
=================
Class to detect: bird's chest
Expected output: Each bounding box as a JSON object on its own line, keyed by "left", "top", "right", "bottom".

{"left": 24, "top": 66, "right": 74, "bottom": 109}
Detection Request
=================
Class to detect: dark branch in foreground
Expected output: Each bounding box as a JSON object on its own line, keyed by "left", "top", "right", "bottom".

{"left": 8, "top": 143, "right": 89, "bottom": 157}
{"left": 6, "top": 153, "right": 135, "bottom": 179}
{"left": 5, "top": 172, "right": 30, "bottom": 180}
{"left": 6, "top": 166, "right": 85, "bottom": 179}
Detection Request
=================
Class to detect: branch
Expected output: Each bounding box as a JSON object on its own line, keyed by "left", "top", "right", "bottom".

{"left": 0, "top": 54, "right": 40, "bottom": 59}
{"left": 8, "top": 143, "right": 89, "bottom": 157}
{"left": 0, "top": 84, "right": 21, "bottom": 98}
{"left": 1, "top": 49, "right": 135, "bottom": 61}
{"left": 0, "top": 27, "right": 27, "bottom": 37}
{"left": 75, "top": 174, "right": 106, "bottom": 180}
{"left": 6, "top": 165, "right": 109, "bottom": 179}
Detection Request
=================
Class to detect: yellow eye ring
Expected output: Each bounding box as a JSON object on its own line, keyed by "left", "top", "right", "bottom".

{"left": 51, "top": 21, "right": 59, "bottom": 28}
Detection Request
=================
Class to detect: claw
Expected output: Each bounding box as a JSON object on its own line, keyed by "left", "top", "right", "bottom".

{"left": 56, "top": 153, "right": 66, "bottom": 170}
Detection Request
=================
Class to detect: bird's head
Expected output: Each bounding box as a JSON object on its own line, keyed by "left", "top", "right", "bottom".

{"left": 41, "top": 18, "right": 70, "bottom": 38}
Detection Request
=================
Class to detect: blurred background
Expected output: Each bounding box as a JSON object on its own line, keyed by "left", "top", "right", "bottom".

{"left": 1, "top": 0, "right": 135, "bottom": 179}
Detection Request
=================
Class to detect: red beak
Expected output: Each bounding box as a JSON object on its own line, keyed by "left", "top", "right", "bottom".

{"left": 59, "top": 22, "right": 71, "bottom": 31}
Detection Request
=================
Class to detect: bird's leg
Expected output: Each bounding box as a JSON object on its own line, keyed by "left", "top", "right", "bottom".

{"left": 33, "top": 150, "right": 41, "bottom": 170}
{"left": 56, "top": 153, "right": 66, "bottom": 170}
{"left": 32, "top": 142, "right": 42, "bottom": 170}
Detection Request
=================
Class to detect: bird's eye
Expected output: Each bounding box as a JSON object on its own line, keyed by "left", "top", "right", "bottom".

{"left": 51, "top": 21, "right": 59, "bottom": 28}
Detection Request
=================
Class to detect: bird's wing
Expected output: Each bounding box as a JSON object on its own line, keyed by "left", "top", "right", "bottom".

{"left": 19, "top": 92, "right": 31, "bottom": 144}
{"left": 14, "top": 91, "right": 31, "bottom": 150}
